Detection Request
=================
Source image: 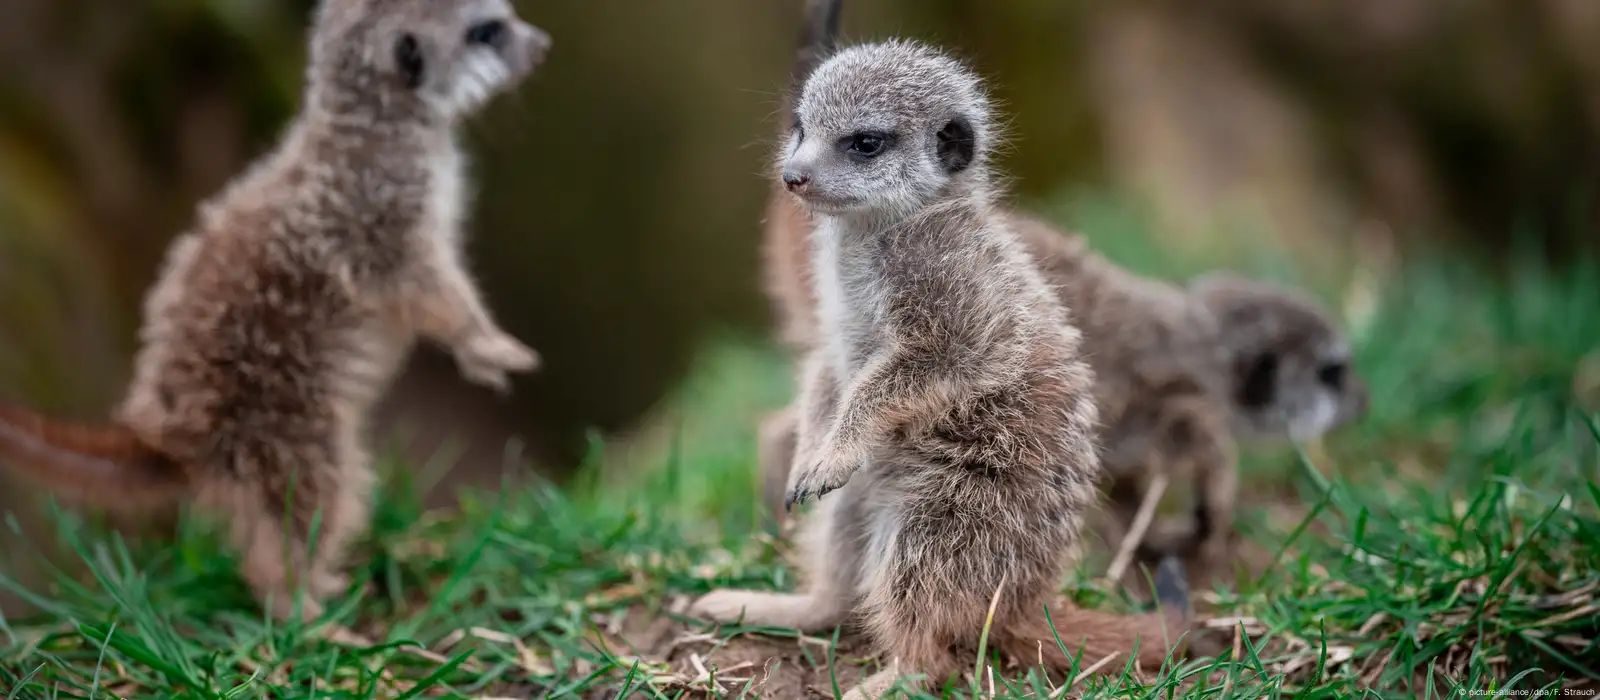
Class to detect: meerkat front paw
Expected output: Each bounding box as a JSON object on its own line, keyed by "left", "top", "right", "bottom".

{"left": 455, "top": 332, "right": 540, "bottom": 392}
{"left": 785, "top": 439, "right": 868, "bottom": 510}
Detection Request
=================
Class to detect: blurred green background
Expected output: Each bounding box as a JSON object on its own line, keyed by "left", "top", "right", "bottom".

{"left": 1, "top": 0, "right": 1597, "bottom": 611}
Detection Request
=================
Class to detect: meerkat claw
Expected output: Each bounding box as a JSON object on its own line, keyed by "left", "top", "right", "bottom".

{"left": 785, "top": 487, "right": 808, "bottom": 510}
{"left": 787, "top": 460, "right": 851, "bottom": 510}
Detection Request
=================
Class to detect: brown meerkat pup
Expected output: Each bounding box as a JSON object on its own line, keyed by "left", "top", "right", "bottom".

{"left": 692, "top": 40, "right": 1191, "bottom": 698}
{"left": 0, "top": 0, "right": 548, "bottom": 623}
{"left": 757, "top": 0, "right": 1368, "bottom": 575}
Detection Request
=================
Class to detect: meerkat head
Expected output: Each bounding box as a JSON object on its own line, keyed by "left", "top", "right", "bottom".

{"left": 306, "top": 0, "right": 550, "bottom": 122}
{"left": 1190, "top": 273, "right": 1369, "bottom": 442}
{"left": 780, "top": 40, "right": 994, "bottom": 219}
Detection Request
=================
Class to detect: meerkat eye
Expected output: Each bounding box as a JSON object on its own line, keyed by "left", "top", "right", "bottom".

{"left": 465, "top": 19, "right": 508, "bottom": 49}
{"left": 1317, "top": 361, "right": 1347, "bottom": 390}
{"left": 842, "top": 131, "right": 891, "bottom": 160}
{"left": 394, "top": 34, "right": 425, "bottom": 89}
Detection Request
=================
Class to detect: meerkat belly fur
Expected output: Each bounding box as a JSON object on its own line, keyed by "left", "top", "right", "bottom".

{"left": 0, "top": 0, "right": 550, "bottom": 623}
{"left": 757, "top": 1, "right": 1368, "bottom": 575}
{"left": 692, "top": 40, "right": 1188, "bottom": 698}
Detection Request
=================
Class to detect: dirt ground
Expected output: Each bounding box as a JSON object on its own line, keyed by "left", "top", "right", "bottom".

{"left": 586, "top": 599, "right": 878, "bottom": 699}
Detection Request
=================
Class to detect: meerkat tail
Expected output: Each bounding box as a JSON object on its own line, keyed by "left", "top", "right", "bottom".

{"left": 778, "top": 0, "right": 843, "bottom": 135}
{"left": 758, "top": 0, "right": 846, "bottom": 351}
{"left": 1001, "top": 557, "right": 1193, "bottom": 672}
{"left": 0, "top": 403, "right": 185, "bottom": 509}
{"left": 793, "top": 0, "right": 843, "bottom": 93}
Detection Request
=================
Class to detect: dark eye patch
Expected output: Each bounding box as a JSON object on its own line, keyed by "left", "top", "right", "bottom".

{"left": 465, "top": 20, "right": 508, "bottom": 50}
{"left": 1317, "top": 361, "right": 1347, "bottom": 390}
{"left": 1237, "top": 352, "right": 1279, "bottom": 409}
{"left": 394, "top": 33, "right": 425, "bottom": 89}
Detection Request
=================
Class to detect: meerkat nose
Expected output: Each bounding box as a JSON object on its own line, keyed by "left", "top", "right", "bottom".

{"left": 783, "top": 169, "right": 812, "bottom": 193}
{"left": 527, "top": 25, "right": 552, "bottom": 60}
{"left": 513, "top": 22, "right": 552, "bottom": 71}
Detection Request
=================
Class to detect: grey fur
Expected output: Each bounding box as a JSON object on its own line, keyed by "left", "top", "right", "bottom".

{"left": 757, "top": 0, "right": 1367, "bottom": 592}
{"left": 694, "top": 41, "right": 1186, "bottom": 699}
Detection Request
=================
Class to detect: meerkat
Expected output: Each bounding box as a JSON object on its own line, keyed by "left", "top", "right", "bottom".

{"left": 756, "top": 0, "right": 1368, "bottom": 573}
{"left": 0, "top": 0, "right": 548, "bottom": 624}
{"left": 1010, "top": 218, "right": 1368, "bottom": 572}
{"left": 693, "top": 41, "right": 1191, "bottom": 699}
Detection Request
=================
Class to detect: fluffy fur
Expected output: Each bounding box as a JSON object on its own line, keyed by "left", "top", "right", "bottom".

{"left": 0, "top": 0, "right": 550, "bottom": 623}
{"left": 757, "top": 0, "right": 1367, "bottom": 576}
{"left": 694, "top": 38, "right": 1189, "bottom": 699}
{"left": 1014, "top": 219, "right": 1367, "bottom": 570}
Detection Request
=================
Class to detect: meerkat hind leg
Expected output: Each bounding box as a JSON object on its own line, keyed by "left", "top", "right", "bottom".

{"left": 306, "top": 443, "right": 376, "bottom": 600}
{"left": 841, "top": 632, "right": 962, "bottom": 700}
{"left": 197, "top": 452, "right": 371, "bottom": 625}
{"left": 693, "top": 485, "right": 859, "bottom": 633}
{"left": 1192, "top": 452, "right": 1239, "bottom": 568}
{"left": 849, "top": 506, "right": 977, "bottom": 699}
{"left": 845, "top": 658, "right": 961, "bottom": 700}
{"left": 688, "top": 589, "right": 845, "bottom": 631}
{"left": 200, "top": 482, "right": 323, "bottom": 623}
{"left": 758, "top": 405, "right": 800, "bottom": 532}
{"left": 1166, "top": 404, "right": 1241, "bottom": 583}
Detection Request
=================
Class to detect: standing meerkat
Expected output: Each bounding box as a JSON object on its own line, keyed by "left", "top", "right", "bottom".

{"left": 757, "top": 0, "right": 1368, "bottom": 572}
{"left": 693, "top": 40, "right": 1190, "bottom": 699}
{"left": 0, "top": 0, "right": 549, "bottom": 623}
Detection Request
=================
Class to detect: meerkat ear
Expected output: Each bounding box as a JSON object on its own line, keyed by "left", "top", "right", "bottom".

{"left": 936, "top": 117, "right": 976, "bottom": 173}
{"left": 394, "top": 33, "right": 426, "bottom": 89}
{"left": 1236, "top": 351, "right": 1279, "bottom": 409}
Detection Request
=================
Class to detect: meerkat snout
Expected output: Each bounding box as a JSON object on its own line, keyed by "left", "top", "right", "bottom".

{"left": 782, "top": 168, "right": 811, "bottom": 193}
{"left": 472, "top": 18, "right": 551, "bottom": 79}
{"left": 1191, "top": 272, "right": 1369, "bottom": 442}
{"left": 778, "top": 134, "right": 833, "bottom": 205}
{"left": 447, "top": 9, "right": 551, "bottom": 111}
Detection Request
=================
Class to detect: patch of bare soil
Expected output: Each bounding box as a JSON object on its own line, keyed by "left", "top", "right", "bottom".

{"left": 585, "top": 603, "right": 877, "bottom": 699}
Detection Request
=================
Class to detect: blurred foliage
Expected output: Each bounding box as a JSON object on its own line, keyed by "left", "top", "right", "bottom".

{"left": 1204, "top": 0, "right": 1600, "bottom": 252}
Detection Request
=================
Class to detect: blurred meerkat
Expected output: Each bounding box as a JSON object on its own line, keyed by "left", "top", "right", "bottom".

{"left": 1012, "top": 220, "right": 1367, "bottom": 571}
{"left": 693, "top": 40, "right": 1190, "bottom": 699}
{"left": 0, "top": 0, "right": 548, "bottom": 624}
{"left": 756, "top": 0, "right": 1367, "bottom": 571}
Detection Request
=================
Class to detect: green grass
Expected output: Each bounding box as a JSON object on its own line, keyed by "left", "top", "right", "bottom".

{"left": 1, "top": 198, "right": 1597, "bottom": 698}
